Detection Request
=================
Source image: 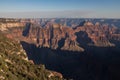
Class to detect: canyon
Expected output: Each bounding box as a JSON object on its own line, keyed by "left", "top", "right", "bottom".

{"left": 2, "top": 18, "right": 120, "bottom": 52}
{"left": 0, "top": 18, "right": 120, "bottom": 80}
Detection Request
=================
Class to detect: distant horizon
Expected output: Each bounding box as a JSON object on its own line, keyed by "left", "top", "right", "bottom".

{"left": 0, "top": 0, "right": 120, "bottom": 18}
{"left": 1, "top": 11, "right": 120, "bottom": 19}
{"left": 0, "top": 16, "right": 120, "bottom": 19}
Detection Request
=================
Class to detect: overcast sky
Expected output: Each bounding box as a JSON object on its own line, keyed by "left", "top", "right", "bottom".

{"left": 0, "top": 0, "right": 120, "bottom": 18}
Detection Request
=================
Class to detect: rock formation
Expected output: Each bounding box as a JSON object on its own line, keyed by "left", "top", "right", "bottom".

{"left": 21, "top": 20, "right": 120, "bottom": 51}
{"left": 1, "top": 18, "right": 120, "bottom": 52}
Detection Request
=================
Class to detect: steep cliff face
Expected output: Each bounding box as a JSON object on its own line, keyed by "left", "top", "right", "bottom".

{"left": 22, "top": 23, "right": 84, "bottom": 52}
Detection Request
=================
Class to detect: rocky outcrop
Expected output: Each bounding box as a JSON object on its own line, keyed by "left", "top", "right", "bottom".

{"left": 0, "top": 22, "right": 25, "bottom": 31}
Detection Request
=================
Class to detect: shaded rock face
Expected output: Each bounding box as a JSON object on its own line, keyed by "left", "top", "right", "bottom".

{"left": 75, "top": 31, "right": 94, "bottom": 48}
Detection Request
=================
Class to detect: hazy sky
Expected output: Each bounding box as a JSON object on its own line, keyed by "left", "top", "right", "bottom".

{"left": 0, "top": 0, "right": 120, "bottom": 18}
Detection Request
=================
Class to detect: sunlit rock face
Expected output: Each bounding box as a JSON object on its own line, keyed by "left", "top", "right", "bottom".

{"left": 0, "top": 18, "right": 25, "bottom": 31}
